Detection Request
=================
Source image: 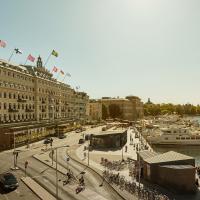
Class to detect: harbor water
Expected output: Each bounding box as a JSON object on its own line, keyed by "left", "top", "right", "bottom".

{"left": 152, "top": 116, "right": 200, "bottom": 166}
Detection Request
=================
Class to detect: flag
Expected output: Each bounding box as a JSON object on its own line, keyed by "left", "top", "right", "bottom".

{"left": 66, "top": 73, "right": 71, "bottom": 77}
{"left": 0, "top": 40, "right": 6, "bottom": 48}
{"left": 14, "top": 48, "right": 22, "bottom": 54}
{"left": 60, "top": 70, "right": 64, "bottom": 75}
{"left": 51, "top": 50, "right": 58, "bottom": 57}
{"left": 52, "top": 66, "right": 58, "bottom": 72}
{"left": 27, "top": 54, "right": 35, "bottom": 62}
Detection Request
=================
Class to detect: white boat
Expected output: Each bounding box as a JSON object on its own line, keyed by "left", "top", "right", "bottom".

{"left": 147, "top": 127, "right": 200, "bottom": 145}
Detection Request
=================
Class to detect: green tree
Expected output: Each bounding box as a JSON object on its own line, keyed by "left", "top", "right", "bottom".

{"left": 108, "top": 104, "right": 121, "bottom": 118}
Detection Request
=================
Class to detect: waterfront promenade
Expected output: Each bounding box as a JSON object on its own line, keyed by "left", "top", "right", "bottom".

{"left": 70, "top": 127, "right": 200, "bottom": 200}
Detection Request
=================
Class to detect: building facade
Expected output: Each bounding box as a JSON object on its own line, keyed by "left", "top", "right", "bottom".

{"left": 88, "top": 96, "right": 143, "bottom": 121}
{"left": 88, "top": 99, "right": 102, "bottom": 121}
{"left": 90, "top": 130, "right": 127, "bottom": 149}
{"left": 0, "top": 57, "right": 89, "bottom": 150}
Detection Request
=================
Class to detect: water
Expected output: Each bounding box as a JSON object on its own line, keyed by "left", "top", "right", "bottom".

{"left": 152, "top": 116, "right": 200, "bottom": 166}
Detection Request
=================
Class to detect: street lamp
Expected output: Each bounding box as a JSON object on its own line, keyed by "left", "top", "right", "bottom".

{"left": 87, "top": 142, "right": 90, "bottom": 166}
{"left": 5, "top": 132, "right": 19, "bottom": 170}
{"left": 54, "top": 145, "right": 70, "bottom": 200}
{"left": 121, "top": 145, "right": 124, "bottom": 162}
{"left": 137, "top": 126, "right": 143, "bottom": 200}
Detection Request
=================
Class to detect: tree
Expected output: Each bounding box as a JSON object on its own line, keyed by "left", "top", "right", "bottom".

{"left": 108, "top": 104, "right": 122, "bottom": 119}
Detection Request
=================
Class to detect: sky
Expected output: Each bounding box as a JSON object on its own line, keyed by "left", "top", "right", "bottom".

{"left": 0, "top": 0, "right": 200, "bottom": 104}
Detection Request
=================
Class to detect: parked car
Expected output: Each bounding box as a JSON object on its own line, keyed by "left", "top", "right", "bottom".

{"left": 58, "top": 134, "right": 66, "bottom": 139}
{"left": 75, "top": 129, "right": 82, "bottom": 133}
{"left": 102, "top": 127, "right": 106, "bottom": 131}
{"left": 43, "top": 137, "right": 53, "bottom": 144}
{"left": 78, "top": 139, "right": 85, "bottom": 144}
{"left": 0, "top": 172, "right": 19, "bottom": 190}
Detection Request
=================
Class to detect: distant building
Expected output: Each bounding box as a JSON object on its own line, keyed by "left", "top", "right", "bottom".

{"left": 101, "top": 96, "right": 144, "bottom": 121}
{"left": 146, "top": 98, "right": 153, "bottom": 104}
{"left": 87, "top": 99, "right": 102, "bottom": 121}
{"left": 0, "top": 57, "right": 89, "bottom": 150}
{"left": 88, "top": 96, "right": 143, "bottom": 121}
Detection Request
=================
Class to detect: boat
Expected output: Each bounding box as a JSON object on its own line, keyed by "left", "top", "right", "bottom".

{"left": 146, "top": 126, "right": 200, "bottom": 145}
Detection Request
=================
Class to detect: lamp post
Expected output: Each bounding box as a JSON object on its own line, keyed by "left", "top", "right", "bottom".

{"left": 138, "top": 125, "right": 143, "bottom": 199}
{"left": 87, "top": 142, "right": 90, "bottom": 166}
{"left": 121, "top": 146, "right": 124, "bottom": 162}
{"left": 54, "top": 145, "right": 70, "bottom": 200}
{"left": 4, "top": 131, "right": 20, "bottom": 170}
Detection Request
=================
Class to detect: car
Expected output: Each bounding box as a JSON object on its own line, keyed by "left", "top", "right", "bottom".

{"left": 102, "top": 127, "right": 106, "bottom": 131}
{"left": 0, "top": 172, "right": 19, "bottom": 190}
{"left": 43, "top": 137, "right": 53, "bottom": 144}
{"left": 58, "top": 134, "right": 66, "bottom": 139}
{"left": 75, "top": 129, "right": 82, "bottom": 133}
{"left": 78, "top": 139, "right": 85, "bottom": 144}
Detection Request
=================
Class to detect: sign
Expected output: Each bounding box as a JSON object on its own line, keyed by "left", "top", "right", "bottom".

{"left": 25, "top": 161, "right": 28, "bottom": 168}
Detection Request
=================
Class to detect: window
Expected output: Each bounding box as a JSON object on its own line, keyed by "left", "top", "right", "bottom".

{"left": 4, "top": 103, "right": 7, "bottom": 109}
{"left": 4, "top": 92, "right": 6, "bottom": 98}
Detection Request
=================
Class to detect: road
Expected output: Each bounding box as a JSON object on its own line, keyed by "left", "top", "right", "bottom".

{"left": 0, "top": 126, "right": 124, "bottom": 200}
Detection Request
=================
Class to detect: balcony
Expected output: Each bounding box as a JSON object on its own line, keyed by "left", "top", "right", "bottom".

{"left": 8, "top": 108, "right": 19, "bottom": 112}
{"left": 25, "top": 109, "right": 34, "bottom": 112}
{"left": 17, "top": 98, "right": 26, "bottom": 103}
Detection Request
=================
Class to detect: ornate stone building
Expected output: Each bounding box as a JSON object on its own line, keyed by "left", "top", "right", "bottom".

{"left": 88, "top": 99, "right": 102, "bottom": 121}
{"left": 0, "top": 57, "right": 89, "bottom": 150}
{"left": 88, "top": 96, "right": 143, "bottom": 121}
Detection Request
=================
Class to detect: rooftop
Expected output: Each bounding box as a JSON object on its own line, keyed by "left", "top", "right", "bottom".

{"left": 91, "top": 130, "right": 127, "bottom": 136}
{"left": 145, "top": 151, "right": 194, "bottom": 164}
{"left": 160, "top": 165, "right": 195, "bottom": 169}
{"left": 138, "top": 150, "right": 158, "bottom": 161}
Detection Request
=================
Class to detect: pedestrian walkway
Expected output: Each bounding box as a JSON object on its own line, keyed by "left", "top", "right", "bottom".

{"left": 21, "top": 176, "right": 56, "bottom": 200}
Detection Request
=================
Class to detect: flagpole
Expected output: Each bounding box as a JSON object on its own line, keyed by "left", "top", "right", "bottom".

{"left": 44, "top": 52, "right": 52, "bottom": 67}
{"left": 8, "top": 49, "right": 15, "bottom": 62}
{"left": 24, "top": 58, "right": 28, "bottom": 65}
{"left": 61, "top": 74, "right": 67, "bottom": 82}
{"left": 56, "top": 72, "right": 60, "bottom": 80}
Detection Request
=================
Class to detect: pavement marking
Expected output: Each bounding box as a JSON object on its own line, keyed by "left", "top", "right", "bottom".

{"left": 43, "top": 178, "right": 49, "bottom": 183}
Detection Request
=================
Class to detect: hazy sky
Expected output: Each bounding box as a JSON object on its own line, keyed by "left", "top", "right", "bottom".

{"left": 0, "top": 0, "right": 200, "bottom": 104}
